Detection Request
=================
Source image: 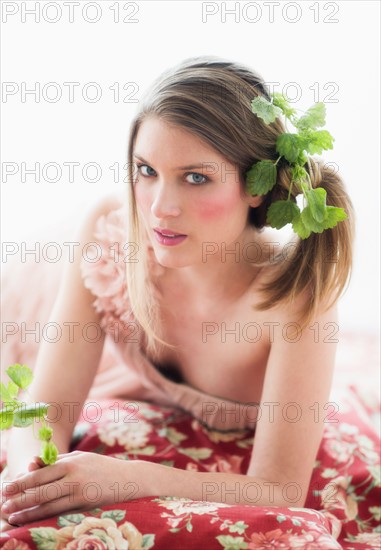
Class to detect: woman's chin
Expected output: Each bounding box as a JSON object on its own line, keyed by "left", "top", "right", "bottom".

{"left": 152, "top": 248, "right": 193, "bottom": 269}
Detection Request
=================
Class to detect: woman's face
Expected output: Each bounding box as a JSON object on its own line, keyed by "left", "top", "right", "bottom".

{"left": 132, "top": 116, "right": 261, "bottom": 269}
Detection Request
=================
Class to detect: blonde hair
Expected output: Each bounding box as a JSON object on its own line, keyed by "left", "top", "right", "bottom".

{"left": 125, "top": 55, "right": 355, "bottom": 357}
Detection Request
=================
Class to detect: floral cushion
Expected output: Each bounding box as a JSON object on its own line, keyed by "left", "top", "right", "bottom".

{"left": 1, "top": 386, "right": 380, "bottom": 550}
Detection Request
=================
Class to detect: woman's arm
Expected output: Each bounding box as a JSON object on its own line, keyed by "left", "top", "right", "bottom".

{"left": 1, "top": 452, "right": 293, "bottom": 525}
{"left": 245, "top": 294, "right": 339, "bottom": 509}
{"left": 135, "top": 461, "right": 293, "bottom": 506}
{"left": 1, "top": 435, "right": 309, "bottom": 526}
{"left": 5, "top": 195, "right": 120, "bottom": 478}
{"left": 125, "top": 294, "right": 339, "bottom": 510}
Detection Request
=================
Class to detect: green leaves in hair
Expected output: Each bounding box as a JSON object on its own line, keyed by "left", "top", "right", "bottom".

{"left": 246, "top": 92, "right": 347, "bottom": 239}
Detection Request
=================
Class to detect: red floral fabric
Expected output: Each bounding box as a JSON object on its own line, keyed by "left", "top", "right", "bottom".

{"left": 1, "top": 385, "right": 380, "bottom": 549}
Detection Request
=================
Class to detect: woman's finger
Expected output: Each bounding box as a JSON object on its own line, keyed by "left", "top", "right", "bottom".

{"left": 28, "top": 456, "right": 44, "bottom": 472}
{"left": 7, "top": 494, "right": 84, "bottom": 526}
{"left": 2, "top": 480, "right": 71, "bottom": 519}
{"left": 28, "top": 453, "right": 70, "bottom": 471}
{"left": 27, "top": 461, "right": 45, "bottom": 472}
{"left": 2, "top": 462, "right": 66, "bottom": 499}
{"left": 29, "top": 456, "right": 46, "bottom": 469}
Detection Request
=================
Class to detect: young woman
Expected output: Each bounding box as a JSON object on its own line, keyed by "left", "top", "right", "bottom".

{"left": 1, "top": 55, "right": 354, "bottom": 525}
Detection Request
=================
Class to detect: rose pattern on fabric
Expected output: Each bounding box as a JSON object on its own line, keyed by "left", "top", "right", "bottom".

{"left": 1, "top": 387, "right": 379, "bottom": 550}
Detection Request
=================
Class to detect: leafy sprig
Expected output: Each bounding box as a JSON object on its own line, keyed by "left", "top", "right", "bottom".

{"left": 0, "top": 364, "right": 58, "bottom": 465}
{"left": 246, "top": 92, "right": 347, "bottom": 239}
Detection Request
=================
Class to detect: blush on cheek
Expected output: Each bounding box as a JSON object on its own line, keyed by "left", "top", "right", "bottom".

{"left": 195, "top": 195, "right": 236, "bottom": 219}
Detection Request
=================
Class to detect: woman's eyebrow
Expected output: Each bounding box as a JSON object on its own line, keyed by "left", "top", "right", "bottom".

{"left": 133, "top": 153, "right": 216, "bottom": 171}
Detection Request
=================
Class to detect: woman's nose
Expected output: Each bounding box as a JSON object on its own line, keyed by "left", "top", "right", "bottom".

{"left": 151, "top": 182, "right": 181, "bottom": 218}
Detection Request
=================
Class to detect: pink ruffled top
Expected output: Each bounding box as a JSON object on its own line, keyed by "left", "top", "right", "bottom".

{"left": 80, "top": 206, "right": 257, "bottom": 433}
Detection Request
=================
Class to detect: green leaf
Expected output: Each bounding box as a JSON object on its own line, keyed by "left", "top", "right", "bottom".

{"left": 301, "top": 205, "right": 325, "bottom": 233}
{"left": 88, "top": 508, "right": 103, "bottom": 515}
{"left": 368, "top": 465, "right": 381, "bottom": 486}
{"left": 246, "top": 160, "right": 277, "bottom": 195}
{"left": 8, "top": 381, "right": 19, "bottom": 399}
{"left": 13, "top": 402, "right": 49, "bottom": 428}
{"left": 128, "top": 445, "right": 156, "bottom": 455}
{"left": 296, "top": 151, "right": 309, "bottom": 166}
{"left": 0, "top": 381, "right": 19, "bottom": 403}
{"left": 228, "top": 521, "right": 249, "bottom": 535}
{"left": 186, "top": 521, "right": 193, "bottom": 533}
{"left": 215, "top": 535, "right": 248, "bottom": 549}
{"left": 296, "top": 102, "right": 326, "bottom": 131}
{"left": 306, "top": 188, "right": 327, "bottom": 222}
{"left": 0, "top": 408, "right": 14, "bottom": 430}
{"left": 162, "top": 427, "right": 188, "bottom": 446}
{"left": 291, "top": 165, "right": 308, "bottom": 184}
{"left": 320, "top": 205, "right": 348, "bottom": 229}
{"left": 251, "top": 96, "right": 282, "bottom": 124}
{"left": 39, "top": 425, "right": 53, "bottom": 442}
{"left": 142, "top": 534, "right": 156, "bottom": 549}
{"left": 57, "top": 513, "right": 86, "bottom": 526}
{"left": 271, "top": 92, "right": 297, "bottom": 118}
{"left": 179, "top": 447, "right": 213, "bottom": 460}
{"left": 302, "top": 129, "right": 334, "bottom": 155}
{"left": 276, "top": 133, "right": 303, "bottom": 164}
{"left": 101, "top": 510, "right": 126, "bottom": 522}
{"left": 292, "top": 213, "right": 312, "bottom": 239}
{"left": 299, "top": 204, "right": 347, "bottom": 236}
{"left": 6, "top": 364, "right": 33, "bottom": 390}
{"left": 267, "top": 200, "right": 300, "bottom": 230}
{"left": 236, "top": 437, "right": 254, "bottom": 449}
{"left": 0, "top": 383, "right": 16, "bottom": 405}
{"left": 30, "top": 527, "right": 60, "bottom": 550}
{"left": 41, "top": 440, "right": 58, "bottom": 465}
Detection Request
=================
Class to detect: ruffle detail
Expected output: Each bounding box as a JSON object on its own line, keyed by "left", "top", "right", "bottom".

{"left": 80, "top": 207, "right": 136, "bottom": 337}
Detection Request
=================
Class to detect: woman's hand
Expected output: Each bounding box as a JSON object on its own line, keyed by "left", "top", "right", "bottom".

{"left": 0, "top": 451, "right": 141, "bottom": 526}
{"left": 27, "top": 455, "right": 47, "bottom": 472}
{"left": 0, "top": 456, "right": 46, "bottom": 530}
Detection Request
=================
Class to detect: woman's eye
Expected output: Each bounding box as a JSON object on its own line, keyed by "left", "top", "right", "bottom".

{"left": 137, "top": 164, "right": 156, "bottom": 177}
{"left": 136, "top": 164, "right": 207, "bottom": 185}
{"left": 186, "top": 172, "right": 208, "bottom": 185}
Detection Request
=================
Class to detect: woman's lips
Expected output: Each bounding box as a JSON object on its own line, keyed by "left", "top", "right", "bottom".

{"left": 153, "top": 228, "right": 188, "bottom": 246}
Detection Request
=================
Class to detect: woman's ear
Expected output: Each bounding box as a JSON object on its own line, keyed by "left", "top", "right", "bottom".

{"left": 245, "top": 193, "right": 264, "bottom": 208}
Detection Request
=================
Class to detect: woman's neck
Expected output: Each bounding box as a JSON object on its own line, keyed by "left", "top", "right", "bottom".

{"left": 153, "top": 229, "right": 269, "bottom": 311}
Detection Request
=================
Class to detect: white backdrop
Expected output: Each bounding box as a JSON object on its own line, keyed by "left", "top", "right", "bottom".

{"left": 1, "top": 0, "right": 380, "bottom": 333}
